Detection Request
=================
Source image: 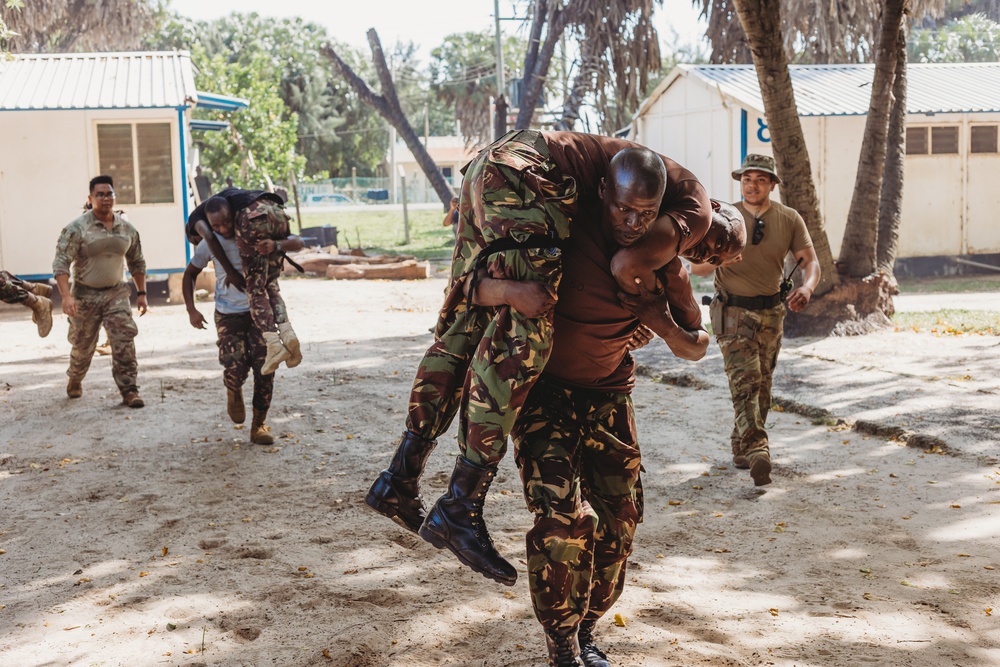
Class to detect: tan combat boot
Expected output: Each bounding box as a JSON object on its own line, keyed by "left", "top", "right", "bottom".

{"left": 250, "top": 408, "right": 274, "bottom": 445}
{"left": 25, "top": 293, "right": 53, "bottom": 338}
{"left": 122, "top": 391, "right": 145, "bottom": 408}
{"left": 261, "top": 331, "right": 290, "bottom": 375}
{"left": 277, "top": 322, "right": 302, "bottom": 368}
{"left": 67, "top": 377, "right": 83, "bottom": 399}
{"left": 22, "top": 280, "right": 54, "bottom": 298}
{"left": 227, "top": 387, "right": 246, "bottom": 424}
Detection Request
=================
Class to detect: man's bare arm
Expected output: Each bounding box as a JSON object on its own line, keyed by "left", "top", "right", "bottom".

{"left": 617, "top": 278, "right": 709, "bottom": 361}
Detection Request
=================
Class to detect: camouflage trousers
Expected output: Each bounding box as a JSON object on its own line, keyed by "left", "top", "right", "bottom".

{"left": 215, "top": 310, "right": 274, "bottom": 412}
{"left": 511, "top": 379, "right": 641, "bottom": 633}
{"left": 715, "top": 304, "right": 784, "bottom": 459}
{"left": 67, "top": 283, "right": 139, "bottom": 396}
{"left": 405, "top": 130, "right": 577, "bottom": 466}
{"left": 234, "top": 199, "right": 290, "bottom": 334}
{"left": 0, "top": 270, "right": 30, "bottom": 304}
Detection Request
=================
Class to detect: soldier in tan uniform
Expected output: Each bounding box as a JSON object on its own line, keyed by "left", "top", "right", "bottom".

{"left": 690, "top": 154, "right": 821, "bottom": 486}
{"left": 53, "top": 176, "right": 147, "bottom": 408}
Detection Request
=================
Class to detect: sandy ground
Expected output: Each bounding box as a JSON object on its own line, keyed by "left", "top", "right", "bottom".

{"left": 1, "top": 276, "right": 998, "bottom": 667}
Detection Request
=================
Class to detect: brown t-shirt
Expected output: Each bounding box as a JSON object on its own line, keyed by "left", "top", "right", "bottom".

{"left": 543, "top": 132, "right": 711, "bottom": 255}
{"left": 544, "top": 229, "right": 703, "bottom": 394}
{"left": 715, "top": 200, "right": 813, "bottom": 297}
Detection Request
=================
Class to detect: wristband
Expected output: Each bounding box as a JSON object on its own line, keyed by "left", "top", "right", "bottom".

{"left": 136, "top": 291, "right": 147, "bottom": 296}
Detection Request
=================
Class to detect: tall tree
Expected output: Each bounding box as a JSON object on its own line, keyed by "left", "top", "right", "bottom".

{"left": 839, "top": 0, "right": 909, "bottom": 278}
{"left": 323, "top": 30, "right": 455, "bottom": 207}
{"left": 876, "top": 23, "right": 909, "bottom": 278}
{"left": 514, "top": 0, "right": 662, "bottom": 133}
{"left": 909, "top": 13, "right": 1000, "bottom": 62}
{"left": 731, "top": 0, "right": 840, "bottom": 296}
{"left": 0, "top": 0, "right": 156, "bottom": 53}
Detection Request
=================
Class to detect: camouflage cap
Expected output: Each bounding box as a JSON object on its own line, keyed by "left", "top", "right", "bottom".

{"left": 731, "top": 153, "right": 781, "bottom": 184}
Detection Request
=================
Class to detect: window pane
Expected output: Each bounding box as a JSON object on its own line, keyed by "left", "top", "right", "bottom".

{"left": 906, "top": 127, "right": 927, "bottom": 155}
{"left": 971, "top": 126, "right": 998, "bottom": 154}
{"left": 136, "top": 123, "right": 174, "bottom": 204}
{"left": 931, "top": 126, "right": 959, "bottom": 154}
{"left": 97, "top": 124, "right": 136, "bottom": 204}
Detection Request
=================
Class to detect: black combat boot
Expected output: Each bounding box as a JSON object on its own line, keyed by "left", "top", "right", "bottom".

{"left": 365, "top": 431, "right": 436, "bottom": 533}
{"left": 545, "top": 627, "right": 584, "bottom": 667}
{"left": 578, "top": 619, "right": 611, "bottom": 667}
{"left": 418, "top": 456, "right": 517, "bottom": 586}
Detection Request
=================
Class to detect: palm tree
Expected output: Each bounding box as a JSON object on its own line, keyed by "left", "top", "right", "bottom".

{"left": 731, "top": 0, "right": 840, "bottom": 296}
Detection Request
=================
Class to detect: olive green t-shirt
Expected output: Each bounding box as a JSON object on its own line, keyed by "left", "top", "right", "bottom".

{"left": 714, "top": 200, "right": 812, "bottom": 297}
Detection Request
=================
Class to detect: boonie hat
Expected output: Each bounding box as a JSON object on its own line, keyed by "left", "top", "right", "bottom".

{"left": 732, "top": 153, "right": 781, "bottom": 184}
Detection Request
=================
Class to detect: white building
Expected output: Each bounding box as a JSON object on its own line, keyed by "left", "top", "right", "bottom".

{"left": 0, "top": 51, "right": 246, "bottom": 280}
{"left": 389, "top": 135, "right": 484, "bottom": 204}
{"left": 629, "top": 63, "right": 1000, "bottom": 262}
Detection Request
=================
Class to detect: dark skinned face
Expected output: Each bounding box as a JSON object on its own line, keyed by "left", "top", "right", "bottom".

{"left": 207, "top": 207, "right": 235, "bottom": 239}
{"left": 599, "top": 178, "right": 662, "bottom": 247}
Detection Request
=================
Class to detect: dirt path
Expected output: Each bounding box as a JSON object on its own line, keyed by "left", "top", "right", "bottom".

{"left": 1, "top": 278, "right": 997, "bottom": 666}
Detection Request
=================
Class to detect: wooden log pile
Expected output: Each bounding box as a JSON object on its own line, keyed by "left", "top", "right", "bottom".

{"left": 283, "top": 248, "right": 430, "bottom": 280}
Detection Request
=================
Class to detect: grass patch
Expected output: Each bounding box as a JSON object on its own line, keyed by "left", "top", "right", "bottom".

{"left": 897, "top": 273, "right": 1000, "bottom": 294}
{"left": 294, "top": 207, "right": 455, "bottom": 261}
{"left": 891, "top": 309, "right": 1000, "bottom": 335}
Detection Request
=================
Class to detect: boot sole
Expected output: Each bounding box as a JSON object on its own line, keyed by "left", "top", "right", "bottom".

{"left": 418, "top": 524, "right": 517, "bottom": 587}
{"left": 364, "top": 490, "right": 422, "bottom": 534}
{"left": 750, "top": 456, "right": 772, "bottom": 486}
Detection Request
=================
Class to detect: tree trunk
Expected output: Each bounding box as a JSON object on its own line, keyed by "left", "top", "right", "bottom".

{"left": 732, "top": 0, "right": 840, "bottom": 297}
{"left": 515, "top": 4, "right": 570, "bottom": 130}
{"left": 838, "top": 0, "right": 908, "bottom": 278}
{"left": 321, "top": 32, "right": 455, "bottom": 207}
{"left": 554, "top": 41, "right": 597, "bottom": 131}
{"left": 876, "top": 22, "right": 908, "bottom": 280}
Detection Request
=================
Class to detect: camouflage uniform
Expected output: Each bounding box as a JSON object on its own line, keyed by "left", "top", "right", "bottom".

{"left": 0, "top": 270, "right": 31, "bottom": 304}
{"left": 53, "top": 211, "right": 145, "bottom": 398}
{"left": 233, "top": 199, "right": 291, "bottom": 335}
{"left": 215, "top": 310, "right": 273, "bottom": 413}
{"left": 406, "top": 129, "right": 577, "bottom": 466}
{"left": 66, "top": 283, "right": 140, "bottom": 395}
{"left": 511, "top": 378, "right": 641, "bottom": 632}
{"left": 711, "top": 296, "right": 784, "bottom": 461}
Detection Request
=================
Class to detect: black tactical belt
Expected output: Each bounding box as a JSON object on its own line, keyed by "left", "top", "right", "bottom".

{"left": 723, "top": 292, "right": 782, "bottom": 310}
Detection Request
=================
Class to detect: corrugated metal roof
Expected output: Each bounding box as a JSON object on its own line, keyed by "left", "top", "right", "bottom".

{"left": 0, "top": 51, "right": 198, "bottom": 111}
{"left": 685, "top": 63, "right": 1000, "bottom": 116}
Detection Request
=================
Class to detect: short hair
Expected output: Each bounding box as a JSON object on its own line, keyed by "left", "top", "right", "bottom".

{"left": 609, "top": 147, "right": 667, "bottom": 200}
{"left": 89, "top": 175, "right": 114, "bottom": 192}
{"left": 204, "top": 196, "right": 231, "bottom": 216}
{"left": 712, "top": 199, "right": 748, "bottom": 256}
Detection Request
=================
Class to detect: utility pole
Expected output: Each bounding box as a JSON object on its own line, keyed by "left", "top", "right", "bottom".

{"left": 493, "top": 0, "right": 507, "bottom": 140}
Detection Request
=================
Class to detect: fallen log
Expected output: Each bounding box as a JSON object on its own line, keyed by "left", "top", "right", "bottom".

{"left": 325, "top": 260, "right": 430, "bottom": 280}
{"left": 283, "top": 252, "right": 417, "bottom": 275}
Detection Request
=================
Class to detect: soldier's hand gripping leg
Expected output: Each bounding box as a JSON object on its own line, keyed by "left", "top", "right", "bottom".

{"left": 419, "top": 455, "right": 517, "bottom": 586}
{"left": 365, "top": 431, "right": 436, "bottom": 533}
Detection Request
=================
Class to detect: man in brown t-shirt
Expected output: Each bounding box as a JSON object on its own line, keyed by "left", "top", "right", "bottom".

{"left": 691, "top": 154, "right": 821, "bottom": 487}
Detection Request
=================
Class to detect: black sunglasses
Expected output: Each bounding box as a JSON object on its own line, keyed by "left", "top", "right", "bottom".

{"left": 751, "top": 218, "right": 765, "bottom": 245}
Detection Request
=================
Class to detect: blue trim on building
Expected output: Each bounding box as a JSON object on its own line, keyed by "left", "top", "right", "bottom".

{"left": 0, "top": 105, "right": 185, "bottom": 112}
{"left": 179, "top": 108, "right": 192, "bottom": 265}
{"left": 194, "top": 91, "right": 249, "bottom": 111}
{"left": 740, "top": 108, "right": 748, "bottom": 164}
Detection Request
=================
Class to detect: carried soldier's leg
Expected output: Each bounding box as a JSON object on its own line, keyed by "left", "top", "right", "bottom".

{"left": 103, "top": 286, "right": 142, "bottom": 408}
{"left": 1, "top": 270, "right": 53, "bottom": 338}
{"left": 234, "top": 201, "right": 292, "bottom": 374}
